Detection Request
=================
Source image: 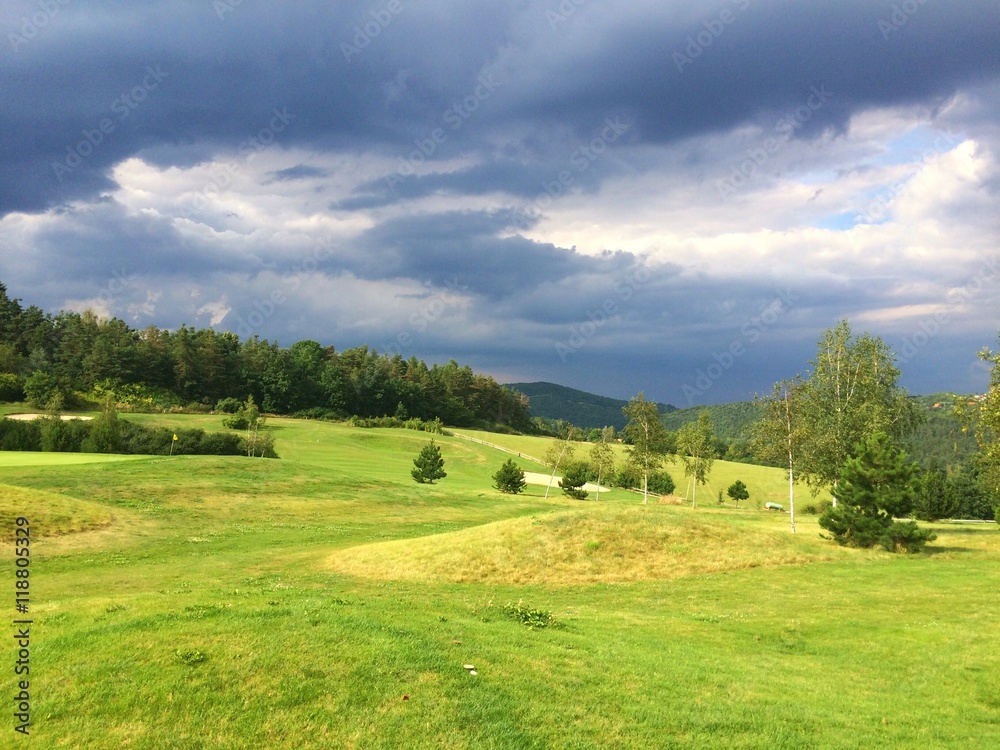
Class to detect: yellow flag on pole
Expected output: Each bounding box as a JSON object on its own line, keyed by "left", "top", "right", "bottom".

{"left": 173, "top": 434, "right": 178, "bottom": 441}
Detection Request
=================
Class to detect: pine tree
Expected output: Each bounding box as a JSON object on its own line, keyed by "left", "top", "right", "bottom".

{"left": 493, "top": 458, "right": 526, "bottom": 494}
{"left": 559, "top": 461, "right": 589, "bottom": 500}
{"left": 819, "top": 432, "right": 936, "bottom": 552}
{"left": 411, "top": 440, "right": 447, "bottom": 484}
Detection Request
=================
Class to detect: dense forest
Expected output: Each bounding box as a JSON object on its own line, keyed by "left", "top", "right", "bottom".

{"left": 0, "top": 282, "right": 533, "bottom": 431}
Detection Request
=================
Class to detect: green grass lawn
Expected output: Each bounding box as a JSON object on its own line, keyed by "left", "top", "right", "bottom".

{"left": 0, "top": 416, "right": 997, "bottom": 748}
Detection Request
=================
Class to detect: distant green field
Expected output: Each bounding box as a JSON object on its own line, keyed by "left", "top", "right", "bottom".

{"left": 0, "top": 416, "right": 996, "bottom": 748}
{"left": 0, "top": 452, "right": 145, "bottom": 467}
{"left": 455, "top": 428, "right": 825, "bottom": 508}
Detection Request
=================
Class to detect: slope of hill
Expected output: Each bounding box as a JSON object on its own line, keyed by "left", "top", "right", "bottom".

{"left": 661, "top": 401, "right": 763, "bottom": 443}
{"left": 509, "top": 381, "right": 979, "bottom": 472}
{"left": 506, "top": 381, "right": 675, "bottom": 430}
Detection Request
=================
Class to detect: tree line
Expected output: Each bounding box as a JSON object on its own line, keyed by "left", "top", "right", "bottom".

{"left": 0, "top": 281, "right": 533, "bottom": 431}
{"left": 751, "top": 320, "right": 999, "bottom": 548}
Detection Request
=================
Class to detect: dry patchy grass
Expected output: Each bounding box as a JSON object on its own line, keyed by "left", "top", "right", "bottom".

{"left": 326, "top": 504, "right": 876, "bottom": 585}
{"left": 0, "top": 484, "right": 115, "bottom": 540}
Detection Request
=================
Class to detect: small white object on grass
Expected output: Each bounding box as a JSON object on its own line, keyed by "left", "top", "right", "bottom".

{"left": 463, "top": 664, "right": 475, "bottom": 670}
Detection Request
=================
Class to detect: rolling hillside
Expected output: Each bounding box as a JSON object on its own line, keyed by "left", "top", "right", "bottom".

{"left": 506, "top": 381, "right": 675, "bottom": 430}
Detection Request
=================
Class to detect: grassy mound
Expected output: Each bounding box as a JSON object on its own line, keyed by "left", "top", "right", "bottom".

{"left": 0, "top": 484, "right": 114, "bottom": 540}
{"left": 327, "top": 504, "right": 872, "bottom": 585}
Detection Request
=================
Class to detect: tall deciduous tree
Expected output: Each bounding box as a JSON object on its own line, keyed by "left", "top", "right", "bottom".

{"left": 589, "top": 426, "right": 616, "bottom": 502}
{"left": 751, "top": 377, "right": 807, "bottom": 533}
{"left": 677, "top": 410, "right": 716, "bottom": 508}
{"left": 970, "top": 339, "right": 1000, "bottom": 523}
{"left": 543, "top": 427, "right": 578, "bottom": 500}
{"left": 796, "top": 320, "right": 920, "bottom": 505}
{"left": 622, "top": 393, "right": 671, "bottom": 504}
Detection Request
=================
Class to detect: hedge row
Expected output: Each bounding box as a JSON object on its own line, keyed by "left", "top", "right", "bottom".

{"left": 0, "top": 417, "right": 276, "bottom": 458}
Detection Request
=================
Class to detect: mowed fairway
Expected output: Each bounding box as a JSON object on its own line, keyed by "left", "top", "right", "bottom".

{"left": 1, "top": 417, "right": 999, "bottom": 748}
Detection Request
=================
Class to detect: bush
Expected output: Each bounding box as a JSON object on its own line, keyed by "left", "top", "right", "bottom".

{"left": 215, "top": 397, "right": 242, "bottom": 414}
{"left": 199, "top": 431, "right": 243, "bottom": 455}
{"left": 24, "top": 372, "right": 61, "bottom": 409}
{"left": 81, "top": 401, "right": 123, "bottom": 453}
{"left": 647, "top": 471, "right": 676, "bottom": 495}
{"left": 612, "top": 465, "right": 675, "bottom": 495}
{"left": 40, "top": 418, "right": 88, "bottom": 452}
{"left": 801, "top": 499, "right": 832, "bottom": 516}
{"left": 119, "top": 424, "right": 163, "bottom": 454}
{"left": 0, "top": 373, "right": 24, "bottom": 402}
{"left": 0, "top": 419, "right": 41, "bottom": 451}
{"left": 290, "top": 407, "right": 342, "bottom": 421}
{"left": 880, "top": 520, "right": 937, "bottom": 554}
{"left": 222, "top": 413, "right": 250, "bottom": 430}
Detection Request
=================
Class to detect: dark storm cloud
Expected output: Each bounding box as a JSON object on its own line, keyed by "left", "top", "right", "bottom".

{"left": 264, "top": 164, "right": 330, "bottom": 183}
{"left": 9, "top": 201, "right": 258, "bottom": 289}
{"left": 347, "top": 208, "right": 638, "bottom": 298}
{"left": 2, "top": 1, "right": 998, "bottom": 215}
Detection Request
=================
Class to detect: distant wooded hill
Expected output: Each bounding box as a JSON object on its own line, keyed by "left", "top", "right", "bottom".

{"left": 511, "top": 380, "right": 978, "bottom": 471}
{"left": 506, "top": 382, "right": 675, "bottom": 431}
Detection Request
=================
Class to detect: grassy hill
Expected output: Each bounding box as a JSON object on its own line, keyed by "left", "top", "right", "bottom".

{"left": 1, "top": 414, "right": 998, "bottom": 748}
{"left": 506, "top": 381, "right": 675, "bottom": 430}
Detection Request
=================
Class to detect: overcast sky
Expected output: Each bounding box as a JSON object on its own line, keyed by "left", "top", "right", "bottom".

{"left": 1, "top": 0, "right": 999, "bottom": 406}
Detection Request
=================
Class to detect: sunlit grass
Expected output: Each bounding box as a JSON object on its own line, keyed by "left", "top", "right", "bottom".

{"left": 0, "top": 415, "right": 996, "bottom": 748}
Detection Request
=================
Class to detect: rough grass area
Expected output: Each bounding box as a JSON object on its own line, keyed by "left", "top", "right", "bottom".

{"left": 0, "top": 415, "right": 997, "bottom": 748}
{"left": 327, "top": 504, "right": 873, "bottom": 584}
{"left": 0, "top": 484, "right": 115, "bottom": 540}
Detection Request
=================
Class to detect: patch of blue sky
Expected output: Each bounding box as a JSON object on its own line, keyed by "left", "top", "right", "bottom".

{"left": 816, "top": 212, "right": 862, "bottom": 231}
{"left": 867, "top": 125, "right": 962, "bottom": 168}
